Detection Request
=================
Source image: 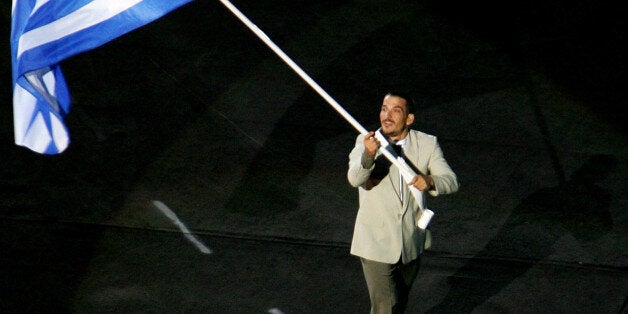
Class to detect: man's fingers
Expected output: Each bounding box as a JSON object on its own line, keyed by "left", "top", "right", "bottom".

{"left": 409, "top": 175, "right": 428, "bottom": 190}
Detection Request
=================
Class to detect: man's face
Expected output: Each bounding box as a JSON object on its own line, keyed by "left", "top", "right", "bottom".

{"left": 379, "top": 95, "right": 414, "bottom": 140}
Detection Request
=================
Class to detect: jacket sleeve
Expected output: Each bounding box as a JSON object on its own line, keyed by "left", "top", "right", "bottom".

{"left": 426, "top": 137, "right": 459, "bottom": 197}
{"left": 347, "top": 134, "right": 375, "bottom": 187}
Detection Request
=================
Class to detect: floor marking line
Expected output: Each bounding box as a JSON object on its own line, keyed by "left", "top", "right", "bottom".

{"left": 152, "top": 200, "right": 212, "bottom": 255}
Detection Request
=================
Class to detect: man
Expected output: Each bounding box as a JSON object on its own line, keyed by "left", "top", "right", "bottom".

{"left": 347, "top": 92, "right": 459, "bottom": 313}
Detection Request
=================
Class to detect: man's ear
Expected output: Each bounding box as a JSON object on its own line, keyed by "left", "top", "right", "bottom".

{"left": 406, "top": 113, "right": 415, "bottom": 126}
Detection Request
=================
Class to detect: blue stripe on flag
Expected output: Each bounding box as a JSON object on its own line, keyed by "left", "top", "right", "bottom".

{"left": 11, "top": 0, "right": 193, "bottom": 154}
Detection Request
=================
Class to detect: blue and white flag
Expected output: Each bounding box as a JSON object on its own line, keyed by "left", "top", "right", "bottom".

{"left": 11, "top": 0, "right": 192, "bottom": 154}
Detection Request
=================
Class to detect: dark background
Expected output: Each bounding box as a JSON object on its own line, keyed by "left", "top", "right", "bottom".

{"left": 1, "top": 0, "right": 625, "bottom": 312}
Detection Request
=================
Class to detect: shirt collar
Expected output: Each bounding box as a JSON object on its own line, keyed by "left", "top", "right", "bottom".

{"left": 395, "top": 137, "right": 407, "bottom": 148}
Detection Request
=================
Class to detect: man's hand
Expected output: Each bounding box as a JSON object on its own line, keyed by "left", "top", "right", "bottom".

{"left": 409, "top": 174, "right": 435, "bottom": 191}
{"left": 363, "top": 131, "right": 380, "bottom": 157}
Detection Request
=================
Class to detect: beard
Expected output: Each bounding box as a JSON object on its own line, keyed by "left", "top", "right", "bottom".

{"left": 381, "top": 123, "right": 407, "bottom": 139}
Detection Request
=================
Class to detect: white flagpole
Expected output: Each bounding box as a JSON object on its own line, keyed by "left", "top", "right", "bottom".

{"left": 218, "top": 0, "right": 431, "bottom": 226}
{"left": 217, "top": 0, "right": 366, "bottom": 134}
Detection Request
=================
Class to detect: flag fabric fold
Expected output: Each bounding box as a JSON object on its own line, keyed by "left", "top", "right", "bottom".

{"left": 11, "top": 0, "right": 192, "bottom": 154}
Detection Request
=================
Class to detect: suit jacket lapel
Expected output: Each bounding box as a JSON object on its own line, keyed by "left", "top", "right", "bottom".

{"left": 400, "top": 132, "right": 423, "bottom": 212}
{"left": 387, "top": 163, "right": 403, "bottom": 206}
{"left": 403, "top": 132, "right": 420, "bottom": 173}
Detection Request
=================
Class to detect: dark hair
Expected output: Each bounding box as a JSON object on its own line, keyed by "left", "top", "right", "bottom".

{"left": 385, "top": 91, "right": 415, "bottom": 114}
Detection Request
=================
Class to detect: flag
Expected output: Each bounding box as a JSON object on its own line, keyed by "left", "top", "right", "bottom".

{"left": 11, "top": 0, "right": 193, "bottom": 154}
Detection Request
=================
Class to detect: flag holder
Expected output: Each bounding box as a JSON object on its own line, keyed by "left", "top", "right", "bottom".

{"left": 218, "top": 0, "right": 432, "bottom": 228}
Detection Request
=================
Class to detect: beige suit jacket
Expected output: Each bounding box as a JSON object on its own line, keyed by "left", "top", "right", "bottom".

{"left": 347, "top": 130, "right": 459, "bottom": 264}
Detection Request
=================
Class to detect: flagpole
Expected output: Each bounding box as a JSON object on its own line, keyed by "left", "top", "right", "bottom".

{"left": 218, "top": 0, "right": 431, "bottom": 225}
{"left": 218, "top": 0, "right": 367, "bottom": 135}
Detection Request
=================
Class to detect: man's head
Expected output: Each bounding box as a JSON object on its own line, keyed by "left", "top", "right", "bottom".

{"left": 379, "top": 92, "right": 415, "bottom": 141}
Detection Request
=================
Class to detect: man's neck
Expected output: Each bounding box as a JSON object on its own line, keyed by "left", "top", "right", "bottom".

{"left": 388, "top": 130, "right": 409, "bottom": 142}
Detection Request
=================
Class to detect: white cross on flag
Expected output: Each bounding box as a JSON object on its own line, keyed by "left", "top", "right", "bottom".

{"left": 11, "top": 0, "right": 192, "bottom": 154}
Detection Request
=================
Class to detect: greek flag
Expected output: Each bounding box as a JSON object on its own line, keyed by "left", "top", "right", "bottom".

{"left": 11, "top": 0, "right": 192, "bottom": 154}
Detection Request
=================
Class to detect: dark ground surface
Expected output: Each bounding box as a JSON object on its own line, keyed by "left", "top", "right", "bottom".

{"left": 0, "top": 0, "right": 626, "bottom": 313}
